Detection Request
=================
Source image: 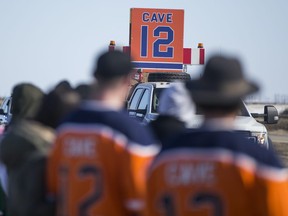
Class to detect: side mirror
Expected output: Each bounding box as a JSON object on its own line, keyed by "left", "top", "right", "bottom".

{"left": 135, "top": 108, "right": 147, "bottom": 116}
{"left": 128, "top": 108, "right": 147, "bottom": 118}
{"left": 264, "top": 105, "right": 279, "bottom": 124}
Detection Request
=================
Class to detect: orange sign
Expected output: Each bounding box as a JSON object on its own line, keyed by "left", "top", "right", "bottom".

{"left": 130, "top": 8, "right": 184, "bottom": 70}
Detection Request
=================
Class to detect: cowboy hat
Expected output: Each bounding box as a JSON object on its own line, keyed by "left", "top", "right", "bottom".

{"left": 185, "top": 55, "right": 259, "bottom": 106}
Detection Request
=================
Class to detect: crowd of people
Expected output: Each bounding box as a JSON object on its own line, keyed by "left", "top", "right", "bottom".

{"left": 0, "top": 50, "right": 287, "bottom": 216}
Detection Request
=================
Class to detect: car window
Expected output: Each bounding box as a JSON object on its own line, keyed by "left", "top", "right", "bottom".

{"left": 129, "top": 88, "right": 144, "bottom": 110}
{"left": 138, "top": 90, "right": 150, "bottom": 110}
{"left": 152, "top": 88, "right": 164, "bottom": 113}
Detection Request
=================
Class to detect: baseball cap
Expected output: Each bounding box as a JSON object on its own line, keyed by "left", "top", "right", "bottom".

{"left": 93, "top": 51, "right": 133, "bottom": 80}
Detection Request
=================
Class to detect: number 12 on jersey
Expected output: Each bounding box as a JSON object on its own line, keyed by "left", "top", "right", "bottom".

{"left": 160, "top": 192, "right": 224, "bottom": 216}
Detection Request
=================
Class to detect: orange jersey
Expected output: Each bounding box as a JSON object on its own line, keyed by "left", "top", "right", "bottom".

{"left": 145, "top": 130, "right": 288, "bottom": 216}
{"left": 47, "top": 102, "right": 159, "bottom": 216}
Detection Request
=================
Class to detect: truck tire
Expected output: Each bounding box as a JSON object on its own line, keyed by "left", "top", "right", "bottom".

{"left": 147, "top": 72, "right": 191, "bottom": 82}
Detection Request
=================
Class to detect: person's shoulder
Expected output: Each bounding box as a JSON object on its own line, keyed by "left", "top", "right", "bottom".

{"left": 161, "top": 129, "right": 283, "bottom": 168}
{"left": 109, "top": 110, "right": 157, "bottom": 146}
{"left": 60, "top": 107, "right": 157, "bottom": 147}
{"left": 149, "top": 115, "right": 185, "bottom": 145}
{"left": 0, "top": 120, "right": 28, "bottom": 141}
{"left": 236, "top": 138, "right": 284, "bottom": 168}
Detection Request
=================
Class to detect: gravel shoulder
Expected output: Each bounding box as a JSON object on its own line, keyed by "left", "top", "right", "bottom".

{"left": 272, "top": 142, "right": 288, "bottom": 167}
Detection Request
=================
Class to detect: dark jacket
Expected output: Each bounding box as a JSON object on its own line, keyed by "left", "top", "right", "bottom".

{"left": 0, "top": 120, "right": 55, "bottom": 216}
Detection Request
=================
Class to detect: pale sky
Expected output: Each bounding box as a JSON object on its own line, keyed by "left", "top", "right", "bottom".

{"left": 1, "top": 0, "right": 287, "bottom": 102}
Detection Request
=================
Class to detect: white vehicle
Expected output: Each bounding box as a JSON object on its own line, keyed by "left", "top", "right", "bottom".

{"left": 127, "top": 82, "right": 279, "bottom": 149}
{"left": 0, "top": 97, "right": 12, "bottom": 125}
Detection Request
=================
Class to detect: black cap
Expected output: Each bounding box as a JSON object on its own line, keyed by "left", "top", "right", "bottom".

{"left": 93, "top": 51, "right": 133, "bottom": 80}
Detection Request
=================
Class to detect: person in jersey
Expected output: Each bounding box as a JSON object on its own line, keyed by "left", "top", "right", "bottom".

{"left": 46, "top": 51, "right": 159, "bottom": 216}
{"left": 145, "top": 55, "right": 288, "bottom": 216}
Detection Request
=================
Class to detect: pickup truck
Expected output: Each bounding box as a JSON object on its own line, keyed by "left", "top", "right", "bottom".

{"left": 127, "top": 81, "right": 279, "bottom": 149}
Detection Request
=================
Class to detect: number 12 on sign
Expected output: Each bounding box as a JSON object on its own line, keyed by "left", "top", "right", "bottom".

{"left": 141, "top": 26, "right": 174, "bottom": 58}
